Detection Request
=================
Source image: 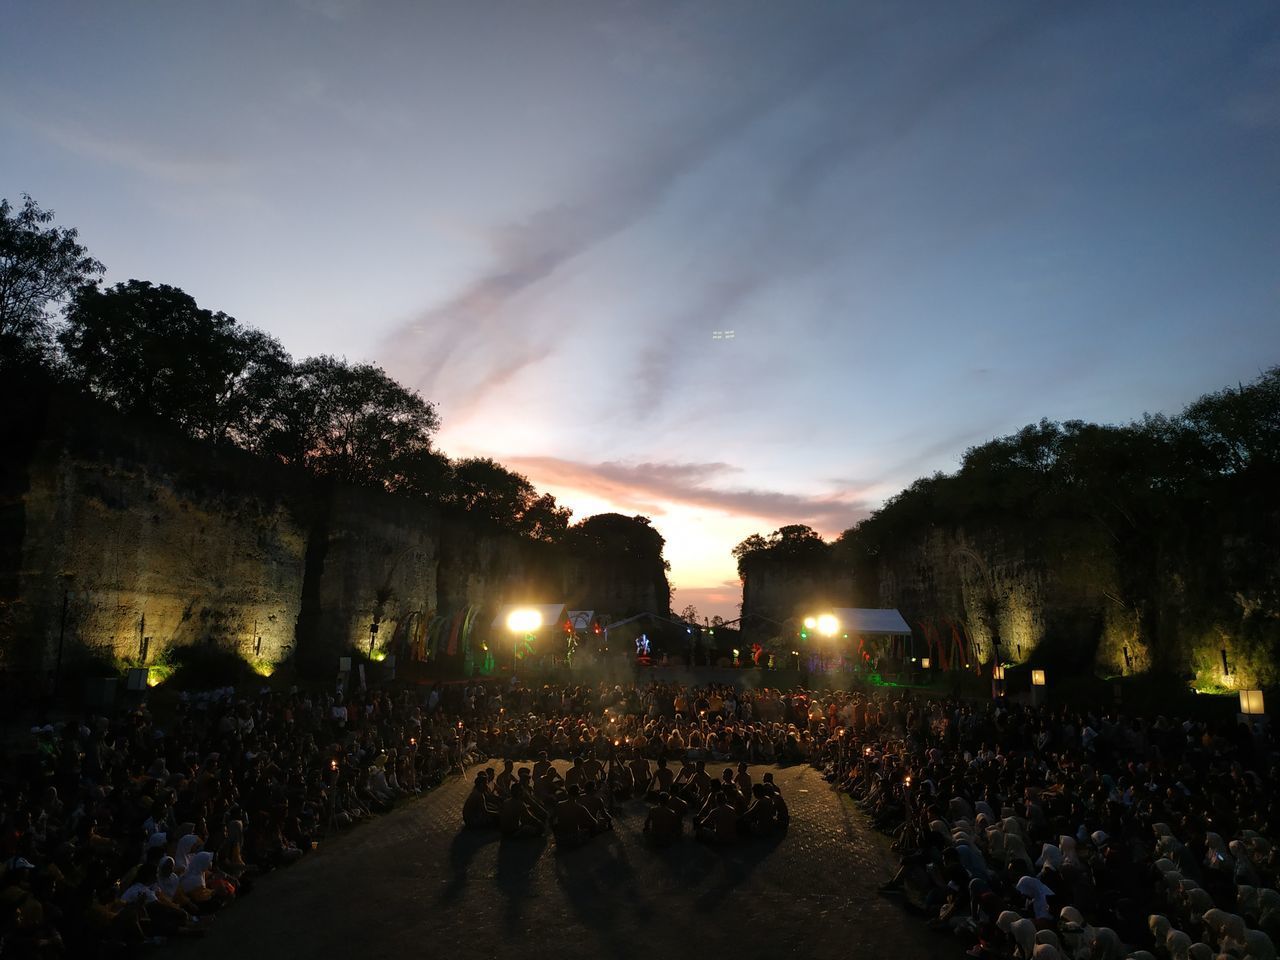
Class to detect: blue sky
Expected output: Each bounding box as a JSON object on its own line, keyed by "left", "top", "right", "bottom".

{"left": 4, "top": 1, "right": 1278, "bottom": 618}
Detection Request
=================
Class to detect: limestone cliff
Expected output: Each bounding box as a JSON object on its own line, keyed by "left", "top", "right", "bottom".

{"left": 0, "top": 387, "right": 670, "bottom": 679}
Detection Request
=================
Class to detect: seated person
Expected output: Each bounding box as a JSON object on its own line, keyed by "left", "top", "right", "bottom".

{"left": 500, "top": 783, "right": 544, "bottom": 838}
{"left": 553, "top": 785, "right": 598, "bottom": 847}
{"left": 516, "top": 769, "right": 548, "bottom": 824}
{"left": 581, "top": 781, "right": 613, "bottom": 832}
{"left": 532, "top": 751, "right": 562, "bottom": 786}
{"left": 463, "top": 774, "right": 501, "bottom": 829}
{"left": 609, "top": 757, "right": 634, "bottom": 799}
{"left": 648, "top": 757, "right": 675, "bottom": 800}
{"left": 564, "top": 756, "right": 592, "bottom": 792}
{"left": 629, "top": 753, "right": 652, "bottom": 796}
{"left": 695, "top": 790, "right": 740, "bottom": 844}
{"left": 742, "top": 784, "right": 777, "bottom": 836}
{"left": 688, "top": 760, "right": 713, "bottom": 801}
{"left": 762, "top": 773, "right": 790, "bottom": 829}
{"left": 495, "top": 760, "right": 517, "bottom": 798}
{"left": 643, "top": 792, "right": 682, "bottom": 846}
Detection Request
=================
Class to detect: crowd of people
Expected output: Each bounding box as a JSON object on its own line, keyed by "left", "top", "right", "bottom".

{"left": 0, "top": 681, "right": 489, "bottom": 957}
{"left": 1, "top": 673, "right": 1274, "bottom": 960}
{"left": 462, "top": 752, "right": 790, "bottom": 847}
{"left": 814, "top": 691, "right": 1278, "bottom": 960}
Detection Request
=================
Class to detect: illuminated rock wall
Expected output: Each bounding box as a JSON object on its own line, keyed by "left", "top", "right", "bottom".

{"left": 866, "top": 524, "right": 1117, "bottom": 670}
{"left": 0, "top": 393, "right": 308, "bottom": 673}
{"left": 854, "top": 518, "right": 1279, "bottom": 688}
{"left": 0, "top": 390, "right": 672, "bottom": 678}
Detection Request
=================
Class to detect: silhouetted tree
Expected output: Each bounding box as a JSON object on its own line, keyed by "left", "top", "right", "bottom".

{"left": 59, "top": 280, "right": 291, "bottom": 444}
{"left": 567, "top": 513, "right": 668, "bottom": 569}
{"left": 0, "top": 195, "right": 103, "bottom": 370}
{"left": 262, "top": 355, "right": 441, "bottom": 491}
{"left": 447, "top": 457, "right": 571, "bottom": 539}
{"left": 732, "top": 523, "right": 830, "bottom": 576}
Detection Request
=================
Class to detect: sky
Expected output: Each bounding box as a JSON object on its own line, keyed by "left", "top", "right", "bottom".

{"left": 4, "top": 1, "right": 1279, "bottom": 619}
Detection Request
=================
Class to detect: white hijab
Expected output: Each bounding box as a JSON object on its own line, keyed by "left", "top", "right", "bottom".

{"left": 180, "top": 850, "right": 214, "bottom": 893}
{"left": 1017, "top": 875, "right": 1054, "bottom": 919}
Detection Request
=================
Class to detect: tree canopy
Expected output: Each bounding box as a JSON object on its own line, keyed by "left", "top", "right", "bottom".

{"left": 0, "top": 195, "right": 103, "bottom": 370}
{"left": 732, "top": 523, "right": 831, "bottom": 577}
{"left": 3, "top": 193, "right": 577, "bottom": 543}
{"left": 60, "top": 281, "right": 292, "bottom": 444}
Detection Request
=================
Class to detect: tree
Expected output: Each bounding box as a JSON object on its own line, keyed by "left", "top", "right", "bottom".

{"left": 0, "top": 195, "right": 103, "bottom": 370}
{"left": 566, "top": 514, "right": 668, "bottom": 569}
{"left": 262, "top": 355, "right": 441, "bottom": 490}
{"left": 60, "top": 280, "right": 291, "bottom": 444}
{"left": 679, "top": 604, "right": 700, "bottom": 623}
{"left": 446, "top": 457, "right": 571, "bottom": 539}
{"left": 732, "top": 524, "right": 829, "bottom": 576}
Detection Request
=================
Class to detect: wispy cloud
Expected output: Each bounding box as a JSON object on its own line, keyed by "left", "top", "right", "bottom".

{"left": 377, "top": 20, "right": 864, "bottom": 414}
{"left": 1, "top": 101, "right": 243, "bottom": 185}
{"left": 505, "top": 456, "right": 871, "bottom": 534}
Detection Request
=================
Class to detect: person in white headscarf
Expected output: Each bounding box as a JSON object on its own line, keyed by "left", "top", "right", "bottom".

{"left": 1245, "top": 928, "right": 1277, "bottom": 960}
{"left": 1150, "top": 915, "right": 1172, "bottom": 945}
{"left": 1166, "top": 929, "right": 1192, "bottom": 960}
{"left": 179, "top": 850, "right": 224, "bottom": 910}
{"left": 1037, "top": 843, "right": 1063, "bottom": 874}
{"left": 1017, "top": 875, "right": 1055, "bottom": 920}
{"left": 1010, "top": 917, "right": 1038, "bottom": 959}
{"left": 156, "top": 855, "right": 181, "bottom": 902}
{"left": 1059, "top": 835, "right": 1080, "bottom": 868}
{"left": 1230, "top": 841, "right": 1261, "bottom": 886}
{"left": 1035, "top": 929, "right": 1062, "bottom": 951}
{"left": 1260, "top": 889, "right": 1280, "bottom": 941}
{"left": 173, "top": 832, "right": 202, "bottom": 873}
{"left": 1090, "top": 925, "right": 1123, "bottom": 960}
{"left": 1236, "top": 884, "right": 1260, "bottom": 920}
{"left": 1218, "top": 914, "right": 1248, "bottom": 956}
{"left": 1032, "top": 944, "right": 1060, "bottom": 960}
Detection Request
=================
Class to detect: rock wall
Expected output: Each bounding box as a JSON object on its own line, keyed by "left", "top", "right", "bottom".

{"left": 737, "top": 509, "right": 1278, "bottom": 689}
{"left": 738, "top": 560, "right": 854, "bottom": 642}
{"left": 0, "top": 388, "right": 671, "bottom": 679}
{"left": 850, "top": 518, "right": 1275, "bottom": 689}
{"left": 863, "top": 522, "right": 1121, "bottom": 671}
{"left": 0, "top": 391, "right": 308, "bottom": 674}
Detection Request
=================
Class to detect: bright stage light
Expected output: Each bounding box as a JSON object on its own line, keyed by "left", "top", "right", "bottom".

{"left": 507, "top": 609, "right": 542, "bottom": 633}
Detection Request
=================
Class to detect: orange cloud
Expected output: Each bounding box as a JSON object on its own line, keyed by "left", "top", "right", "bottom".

{"left": 505, "top": 455, "right": 871, "bottom": 535}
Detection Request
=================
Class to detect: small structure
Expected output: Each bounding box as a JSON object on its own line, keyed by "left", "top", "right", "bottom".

{"left": 831, "top": 607, "right": 915, "bottom": 671}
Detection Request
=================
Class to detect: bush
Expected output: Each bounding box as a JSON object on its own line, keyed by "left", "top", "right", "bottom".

{"left": 156, "top": 643, "right": 255, "bottom": 689}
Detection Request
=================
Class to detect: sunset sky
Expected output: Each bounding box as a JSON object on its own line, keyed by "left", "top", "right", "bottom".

{"left": 4, "top": 2, "right": 1279, "bottom": 618}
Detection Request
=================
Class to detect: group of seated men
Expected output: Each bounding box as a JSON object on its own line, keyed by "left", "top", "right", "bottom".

{"left": 461, "top": 747, "right": 789, "bottom": 847}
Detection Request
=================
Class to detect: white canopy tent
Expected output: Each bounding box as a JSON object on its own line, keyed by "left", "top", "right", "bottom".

{"left": 831, "top": 608, "right": 912, "bottom": 636}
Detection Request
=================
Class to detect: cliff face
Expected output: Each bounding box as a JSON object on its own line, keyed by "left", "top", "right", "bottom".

{"left": 738, "top": 560, "right": 854, "bottom": 641}
{"left": 0, "top": 390, "right": 670, "bottom": 677}
{"left": 738, "top": 508, "right": 1279, "bottom": 690}
{"left": 1, "top": 392, "right": 308, "bottom": 673}
{"left": 862, "top": 521, "right": 1122, "bottom": 672}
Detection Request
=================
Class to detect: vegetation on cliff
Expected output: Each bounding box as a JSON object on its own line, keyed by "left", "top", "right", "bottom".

{"left": 735, "top": 369, "right": 1280, "bottom": 685}
{"left": 1, "top": 195, "right": 612, "bottom": 550}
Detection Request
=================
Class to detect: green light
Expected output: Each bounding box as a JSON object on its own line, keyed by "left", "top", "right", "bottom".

{"left": 800, "top": 631, "right": 808, "bottom": 640}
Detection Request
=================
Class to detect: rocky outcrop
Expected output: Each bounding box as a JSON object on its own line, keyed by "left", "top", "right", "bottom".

{"left": 0, "top": 388, "right": 670, "bottom": 678}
